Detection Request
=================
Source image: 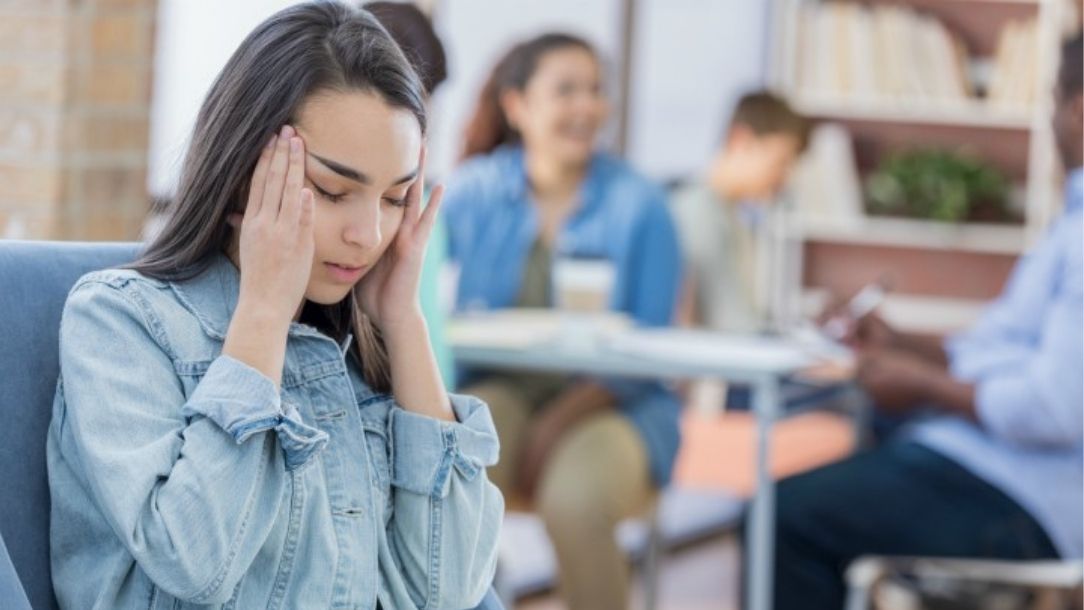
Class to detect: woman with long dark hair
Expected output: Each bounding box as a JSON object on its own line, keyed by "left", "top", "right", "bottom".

{"left": 46, "top": 4, "right": 501, "bottom": 608}
{"left": 444, "top": 33, "right": 682, "bottom": 610}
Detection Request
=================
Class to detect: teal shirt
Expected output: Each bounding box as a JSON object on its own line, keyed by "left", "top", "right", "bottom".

{"left": 419, "top": 215, "right": 455, "bottom": 389}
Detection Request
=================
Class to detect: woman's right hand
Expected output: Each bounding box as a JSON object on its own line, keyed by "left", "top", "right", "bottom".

{"left": 222, "top": 125, "right": 314, "bottom": 387}
{"left": 234, "top": 125, "right": 315, "bottom": 324}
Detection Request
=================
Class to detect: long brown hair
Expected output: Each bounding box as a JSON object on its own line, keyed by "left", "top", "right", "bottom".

{"left": 459, "top": 32, "right": 594, "bottom": 161}
{"left": 132, "top": 1, "right": 427, "bottom": 392}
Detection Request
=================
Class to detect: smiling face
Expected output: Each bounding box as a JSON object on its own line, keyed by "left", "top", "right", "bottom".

{"left": 501, "top": 46, "right": 608, "bottom": 167}
{"left": 294, "top": 89, "right": 422, "bottom": 304}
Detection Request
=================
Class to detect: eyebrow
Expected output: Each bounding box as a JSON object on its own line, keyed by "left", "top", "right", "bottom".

{"left": 308, "top": 152, "right": 418, "bottom": 187}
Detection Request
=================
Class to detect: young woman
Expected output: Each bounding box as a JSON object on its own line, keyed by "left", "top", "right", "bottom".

{"left": 445, "top": 33, "right": 682, "bottom": 610}
{"left": 46, "top": 4, "right": 501, "bottom": 609}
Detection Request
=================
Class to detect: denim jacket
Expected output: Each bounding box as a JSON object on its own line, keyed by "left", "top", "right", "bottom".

{"left": 46, "top": 254, "right": 503, "bottom": 610}
{"left": 443, "top": 145, "right": 683, "bottom": 486}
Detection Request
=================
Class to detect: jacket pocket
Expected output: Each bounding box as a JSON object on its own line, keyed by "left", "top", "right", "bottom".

{"left": 174, "top": 358, "right": 213, "bottom": 400}
{"left": 361, "top": 421, "right": 391, "bottom": 488}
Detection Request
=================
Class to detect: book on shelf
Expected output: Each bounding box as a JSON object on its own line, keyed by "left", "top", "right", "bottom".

{"left": 987, "top": 19, "right": 1038, "bottom": 110}
{"left": 788, "top": 123, "right": 864, "bottom": 224}
{"left": 790, "top": 2, "right": 1035, "bottom": 114}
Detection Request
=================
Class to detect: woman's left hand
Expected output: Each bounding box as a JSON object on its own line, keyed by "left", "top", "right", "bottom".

{"left": 358, "top": 147, "right": 443, "bottom": 331}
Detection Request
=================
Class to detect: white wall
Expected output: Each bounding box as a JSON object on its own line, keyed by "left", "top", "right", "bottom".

{"left": 627, "top": 0, "right": 771, "bottom": 181}
{"left": 148, "top": 0, "right": 299, "bottom": 197}
{"left": 428, "top": 0, "right": 625, "bottom": 180}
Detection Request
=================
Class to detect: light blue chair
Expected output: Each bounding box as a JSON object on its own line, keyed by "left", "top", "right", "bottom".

{"left": 0, "top": 530, "right": 32, "bottom": 610}
{"left": 0, "top": 240, "right": 503, "bottom": 610}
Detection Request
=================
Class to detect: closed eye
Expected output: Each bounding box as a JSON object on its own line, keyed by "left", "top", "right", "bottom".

{"left": 311, "top": 183, "right": 347, "bottom": 203}
{"left": 383, "top": 196, "right": 407, "bottom": 208}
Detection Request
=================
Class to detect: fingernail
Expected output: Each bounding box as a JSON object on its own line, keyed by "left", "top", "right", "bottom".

{"left": 280, "top": 125, "right": 293, "bottom": 138}
{"left": 290, "top": 137, "right": 300, "bottom": 152}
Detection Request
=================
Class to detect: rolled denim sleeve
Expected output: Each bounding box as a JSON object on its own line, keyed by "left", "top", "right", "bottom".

{"left": 386, "top": 394, "right": 503, "bottom": 609}
{"left": 53, "top": 278, "right": 301, "bottom": 604}
{"left": 184, "top": 355, "right": 327, "bottom": 470}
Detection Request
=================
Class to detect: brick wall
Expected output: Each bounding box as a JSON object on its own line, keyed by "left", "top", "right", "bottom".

{"left": 0, "top": 0, "right": 155, "bottom": 241}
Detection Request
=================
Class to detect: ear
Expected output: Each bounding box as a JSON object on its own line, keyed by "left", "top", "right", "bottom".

{"left": 499, "top": 88, "right": 526, "bottom": 131}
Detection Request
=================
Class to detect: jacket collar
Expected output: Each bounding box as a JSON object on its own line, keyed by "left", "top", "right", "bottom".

{"left": 169, "top": 252, "right": 326, "bottom": 342}
{"left": 499, "top": 145, "right": 609, "bottom": 218}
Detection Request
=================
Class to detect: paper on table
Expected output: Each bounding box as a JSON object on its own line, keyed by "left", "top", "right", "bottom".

{"left": 607, "top": 329, "right": 815, "bottom": 372}
{"left": 447, "top": 308, "right": 633, "bottom": 350}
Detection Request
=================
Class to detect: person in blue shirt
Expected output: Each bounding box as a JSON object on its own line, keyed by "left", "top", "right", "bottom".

{"left": 771, "top": 33, "right": 1084, "bottom": 610}
{"left": 443, "top": 33, "right": 683, "bottom": 610}
{"left": 47, "top": 4, "right": 501, "bottom": 608}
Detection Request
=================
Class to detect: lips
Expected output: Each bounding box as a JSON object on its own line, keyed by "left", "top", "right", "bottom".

{"left": 324, "top": 262, "right": 368, "bottom": 283}
{"left": 559, "top": 125, "right": 595, "bottom": 141}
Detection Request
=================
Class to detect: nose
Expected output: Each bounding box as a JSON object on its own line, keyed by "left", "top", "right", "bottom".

{"left": 578, "top": 89, "right": 607, "bottom": 120}
{"left": 343, "top": 199, "right": 382, "bottom": 251}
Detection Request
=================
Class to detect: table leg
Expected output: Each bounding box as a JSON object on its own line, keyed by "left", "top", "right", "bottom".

{"left": 746, "top": 376, "right": 782, "bottom": 610}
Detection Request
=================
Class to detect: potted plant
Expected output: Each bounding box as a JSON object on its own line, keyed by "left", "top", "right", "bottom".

{"left": 866, "top": 149, "right": 1015, "bottom": 223}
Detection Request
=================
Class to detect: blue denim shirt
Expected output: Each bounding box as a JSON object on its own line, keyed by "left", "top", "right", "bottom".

{"left": 443, "top": 145, "right": 683, "bottom": 485}
{"left": 47, "top": 254, "right": 503, "bottom": 609}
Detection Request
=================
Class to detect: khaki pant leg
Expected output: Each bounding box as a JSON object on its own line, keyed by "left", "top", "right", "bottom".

{"left": 460, "top": 378, "right": 533, "bottom": 499}
{"left": 535, "top": 412, "right": 655, "bottom": 610}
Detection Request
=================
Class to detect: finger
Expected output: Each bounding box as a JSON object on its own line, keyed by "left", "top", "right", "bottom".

{"left": 405, "top": 146, "right": 428, "bottom": 227}
{"left": 260, "top": 124, "right": 294, "bottom": 219}
{"left": 417, "top": 183, "right": 444, "bottom": 241}
{"left": 298, "top": 188, "right": 314, "bottom": 229}
{"left": 280, "top": 135, "right": 305, "bottom": 223}
{"left": 405, "top": 188, "right": 423, "bottom": 232}
{"left": 406, "top": 146, "right": 427, "bottom": 205}
{"left": 417, "top": 144, "right": 428, "bottom": 190}
{"left": 245, "top": 135, "right": 276, "bottom": 216}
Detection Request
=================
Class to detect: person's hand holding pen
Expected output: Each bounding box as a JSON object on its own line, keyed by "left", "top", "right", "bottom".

{"left": 840, "top": 310, "right": 897, "bottom": 351}
{"left": 819, "top": 278, "right": 975, "bottom": 417}
{"left": 820, "top": 277, "right": 897, "bottom": 350}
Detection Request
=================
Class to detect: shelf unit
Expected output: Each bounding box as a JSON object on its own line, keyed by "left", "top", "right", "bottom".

{"left": 795, "top": 215, "right": 1028, "bottom": 254}
{"left": 767, "top": 0, "right": 1071, "bottom": 332}
{"left": 789, "top": 95, "right": 1034, "bottom": 130}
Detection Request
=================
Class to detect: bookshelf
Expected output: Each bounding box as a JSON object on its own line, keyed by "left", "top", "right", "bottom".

{"left": 789, "top": 95, "right": 1034, "bottom": 129}
{"left": 768, "top": 0, "right": 1073, "bottom": 332}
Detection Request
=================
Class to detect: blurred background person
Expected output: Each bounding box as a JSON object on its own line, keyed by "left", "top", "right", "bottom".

{"left": 671, "top": 90, "right": 810, "bottom": 335}
{"left": 770, "top": 33, "right": 1084, "bottom": 610}
{"left": 443, "top": 32, "right": 682, "bottom": 610}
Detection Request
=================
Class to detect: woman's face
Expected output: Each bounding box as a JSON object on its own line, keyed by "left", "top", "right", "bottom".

{"left": 293, "top": 90, "right": 422, "bottom": 304}
{"left": 503, "top": 47, "right": 609, "bottom": 167}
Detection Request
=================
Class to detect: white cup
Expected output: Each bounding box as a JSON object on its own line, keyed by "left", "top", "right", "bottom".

{"left": 551, "top": 257, "right": 616, "bottom": 351}
{"left": 552, "top": 257, "right": 615, "bottom": 313}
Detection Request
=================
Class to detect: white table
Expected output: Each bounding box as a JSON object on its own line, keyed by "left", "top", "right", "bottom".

{"left": 449, "top": 312, "right": 843, "bottom": 610}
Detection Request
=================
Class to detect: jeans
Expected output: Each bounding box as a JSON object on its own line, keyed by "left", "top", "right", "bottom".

{"left": 768, "top": 441, "right": 1058, "bottom": 610}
